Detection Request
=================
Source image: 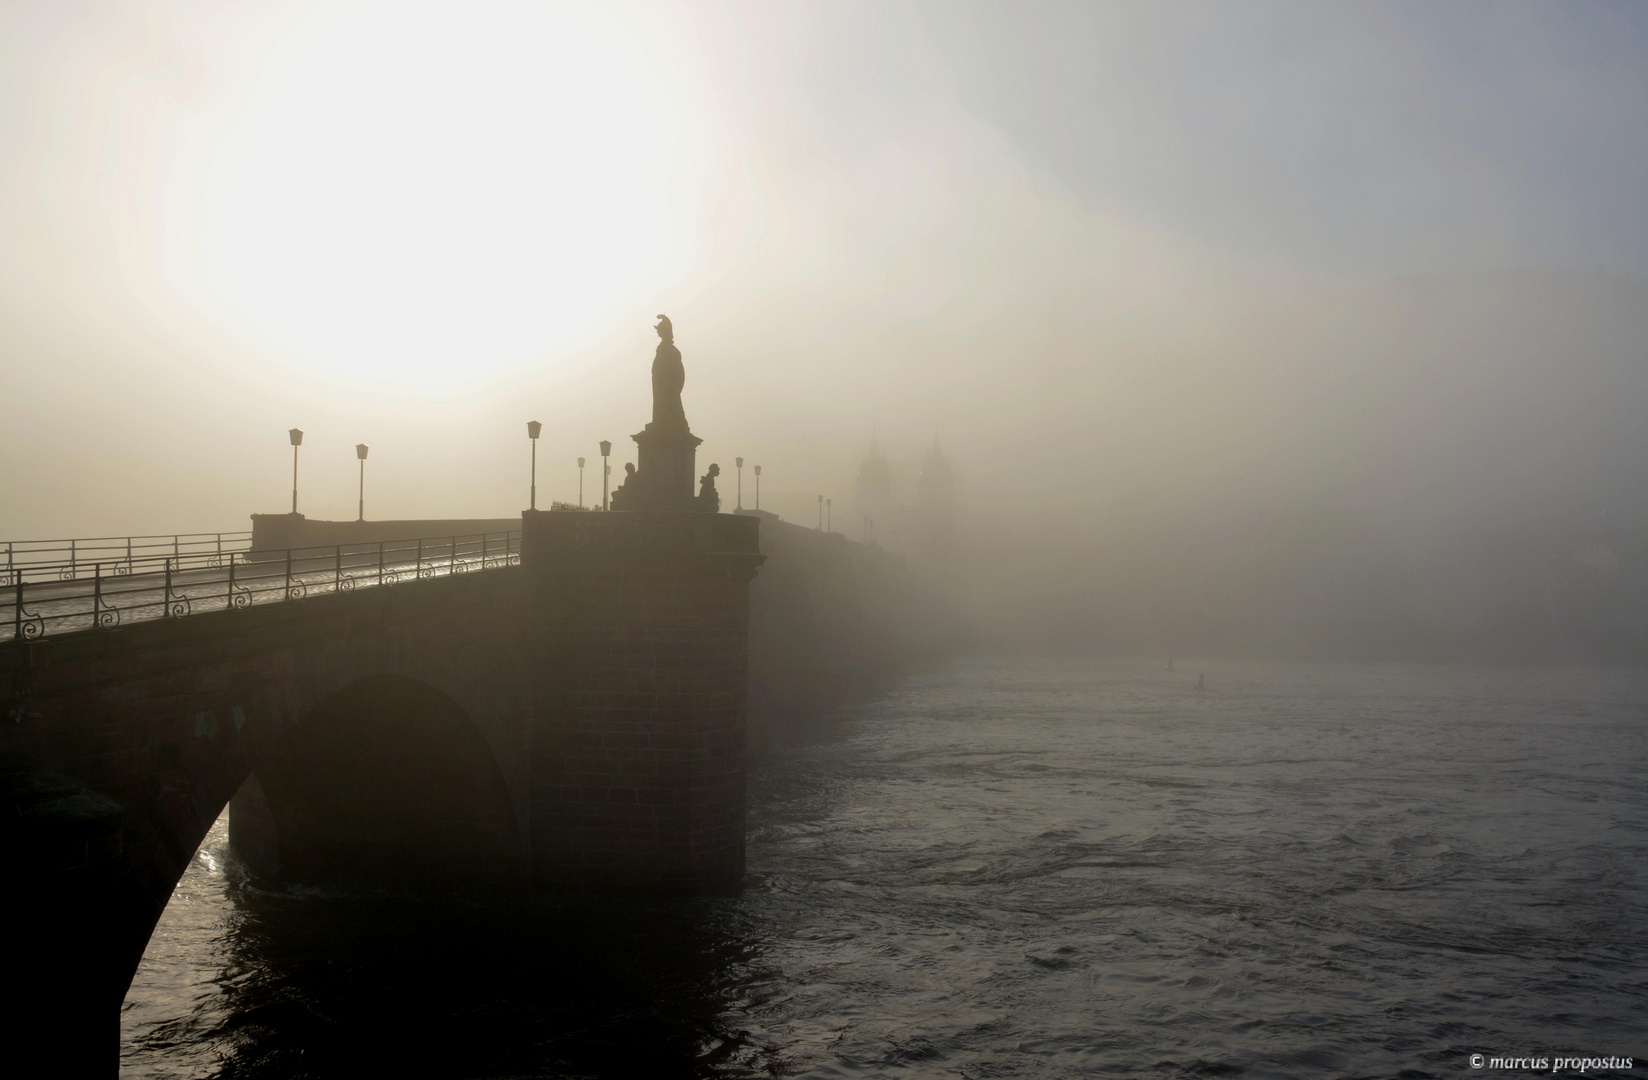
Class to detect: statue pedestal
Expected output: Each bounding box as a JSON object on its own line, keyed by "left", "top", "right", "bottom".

{"left": 615, "top": 424, "right": 701, "bottom": 512}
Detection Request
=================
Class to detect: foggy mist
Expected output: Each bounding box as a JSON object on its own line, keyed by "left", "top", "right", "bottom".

{"left": 7, "top": 6, "right": 1648, "bottom": 1077}
{"left": 3, "top": 0, "right": 1645, "bottom": 662}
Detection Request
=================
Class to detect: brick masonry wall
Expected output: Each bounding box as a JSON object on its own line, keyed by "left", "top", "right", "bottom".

{"left": 521, "top": 509, "right": 763, "bottom": 892}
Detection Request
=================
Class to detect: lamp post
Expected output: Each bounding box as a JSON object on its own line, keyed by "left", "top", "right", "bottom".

{"left": 527, "top": 421, "right": 542, "bottom": 509}
{"left": 826, "top": 498, "right": 832, "bottom": 533}
{"left": 288, "top": 428, "right": 303, "bottom": 514}
{"left": 817, "top": 494, "right": 823, "bottom": 531}
{"left": 599, "top": 440, "right": 612, "bottom": 510}
{"left": 754, "top": 465, "right": 761, "bottom": 510}
{"left": 577, "top": 457, "right": 586, "bottom": 509}
{"left": 735, "top": 457, "right": 744, "bottom": 510}
{"left": 355, "top": 444, "right": 369, "bottom": 521}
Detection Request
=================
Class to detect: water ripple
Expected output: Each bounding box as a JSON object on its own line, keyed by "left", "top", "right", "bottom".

{"left": 122, "top": 657, "right": 1648, "bottom": 1078}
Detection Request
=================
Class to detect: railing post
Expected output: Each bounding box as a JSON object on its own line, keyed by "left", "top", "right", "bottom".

{"left": 285, "top": 548, "right": 293, "bottom": 600}
{"left": 69, "top": 538, "right": 76, "bottom": 578}
{"left": 162, "top": 556, "right": 191, "bottom": 619}
{"left": 378, "top": 540, "right": 385, "bottom": 587}
{"left": 335, "top": 545, "right": 342, "bottom": 592}
{"left": 450, "top": 535, "right": 456, "bottom": 576}
{"left": 93, "top": 563, "right": 102, "bottom": 630}
{"left": 12, "top": 580, "right": 20, "bottom": 640}
{"left": 173, "top": 535, "right": 180, "bottom": 561}
{"left": 416, "top": 539, "right": 423, "bottom": 579}
{"left": 216, "top": 533, "right": 223, "bottom": 560}
{"left": 227, "top": 554, "right": 235, "bottom": 609}
{"left": 482, "top": 533, "right": 489, "bottom": 567}
{"left": 125, "top": 536, "right": 132, "bottom": 571}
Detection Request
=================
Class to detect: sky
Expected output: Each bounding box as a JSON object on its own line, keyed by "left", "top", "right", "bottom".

{"left": 2, "top": 0, "right": 1646, "bottom": 656}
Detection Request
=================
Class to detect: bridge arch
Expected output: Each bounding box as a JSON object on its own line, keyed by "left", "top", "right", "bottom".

{"left": 7, "top": 510, "right": 767, "bottom": 1072}
{"left": 234, "top": 675, "right": 522, "bottom": 884}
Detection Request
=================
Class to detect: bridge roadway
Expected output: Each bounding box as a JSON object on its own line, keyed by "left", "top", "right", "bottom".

{"left": 0, "top": 509, "right": 765, "bottom": 1073}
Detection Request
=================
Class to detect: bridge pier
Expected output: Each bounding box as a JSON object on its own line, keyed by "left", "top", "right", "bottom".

{"left": 521, "top": 509, "right": 764, "bottom": 892}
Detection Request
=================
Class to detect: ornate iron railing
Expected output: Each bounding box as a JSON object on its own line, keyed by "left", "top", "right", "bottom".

{"left": 3, "top": 532, "right": 253, "bottom": 586}
{"left": 2, "top": 531, "right": 521, "bottom": 643}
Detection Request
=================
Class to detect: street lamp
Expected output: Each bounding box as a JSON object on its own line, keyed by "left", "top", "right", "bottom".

{"left": 735, "top": 457, "right": 744, "bottom": 510}
{"left": 754, "top": 464, "right": 761, "bottom": 510}
{"left": 288, "top": 428, "right": 303, "bottom": 514}
{"left": 577, "top": 456, "right": 586, "bottom": 509}
{"left": 527, "top": 421, "right": 542, "bottom": 509}
{"left": 355, "top": 444, "right": 369, "bottom": 521}
{"left": 599, "top": 440, "right": 612, "bottom": 510}
{"left": 826, "top": 498, "right": 832, "bottom": 533}
{"left": 817, "top": 494, "right": 823, "bottom": 531}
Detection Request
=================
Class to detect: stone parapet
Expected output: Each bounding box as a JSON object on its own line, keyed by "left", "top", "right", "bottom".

{"left": 249, "top": 514, "right": 521, "bottom": 552}
{"left": 520, "top": 506, "right": 758, "bottom": 567}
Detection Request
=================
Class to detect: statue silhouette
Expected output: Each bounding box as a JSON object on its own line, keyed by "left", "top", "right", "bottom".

{"left": 652, "top": 314, "right": 688, "bottom": 431}
{"left": 698, "top": 462, "right": 721, "bottom": 512}
{"left": 615, "top": 314, "right": 705, "bottom": 511}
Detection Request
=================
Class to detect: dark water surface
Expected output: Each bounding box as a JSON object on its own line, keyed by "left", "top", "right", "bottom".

{"left": 121, "top": 657, "right": 1648, "bottom": 1078}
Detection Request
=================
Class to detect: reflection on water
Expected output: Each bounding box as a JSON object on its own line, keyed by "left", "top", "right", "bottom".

{"left": 122, "top": 824, "right": 758, "bottom": 1077}
{"left": 123, "top": 657, "right": 1648, "bottom": 1078}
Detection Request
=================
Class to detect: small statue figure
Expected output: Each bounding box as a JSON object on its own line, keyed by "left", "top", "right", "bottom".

{"left": 609, "top": 462, "right": 638, "bottom": 510}
{"left": 651, "top": 314, "right": 688, "bottom": 431}
{"left": 698, "top": 462, "right": 721, "bottom": 512}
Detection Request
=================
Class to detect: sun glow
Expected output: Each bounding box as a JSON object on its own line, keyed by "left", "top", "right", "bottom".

{"left": 196, "top": 2, "right": 692, "bottom": 383}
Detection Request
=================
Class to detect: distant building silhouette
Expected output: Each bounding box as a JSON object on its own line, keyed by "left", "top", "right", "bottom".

{"left": 844, "top": 428, "right": 957, "bottom": 562}
{"left": 853, "top": 426, "right": 893, "bottom": 536}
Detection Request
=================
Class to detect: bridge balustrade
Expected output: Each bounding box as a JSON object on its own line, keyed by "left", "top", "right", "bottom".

{"left": 3, "top": 531, "right": 252, "bottom": 585}
{"left": 1, "top": 530, "right": 521, "bottom": 642}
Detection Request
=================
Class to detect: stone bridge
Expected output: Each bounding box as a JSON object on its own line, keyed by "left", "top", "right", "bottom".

{"left": 0, "top": 509, "right": 763, "bottom": 1071}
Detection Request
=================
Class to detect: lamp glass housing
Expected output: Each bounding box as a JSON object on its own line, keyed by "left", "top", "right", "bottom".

{"left": 288, "top": 428, "right": 304, "bottom": 447}
{"left": 356, "top": 444, "right": 369, "bottom": 460}
{"left": 527, "top": 420, "right": 543, "bottom": 440}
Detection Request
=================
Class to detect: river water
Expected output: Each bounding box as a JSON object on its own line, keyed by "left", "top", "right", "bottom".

{"left": 121, "top": 656, "right": 1647, "bottom": 1078}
